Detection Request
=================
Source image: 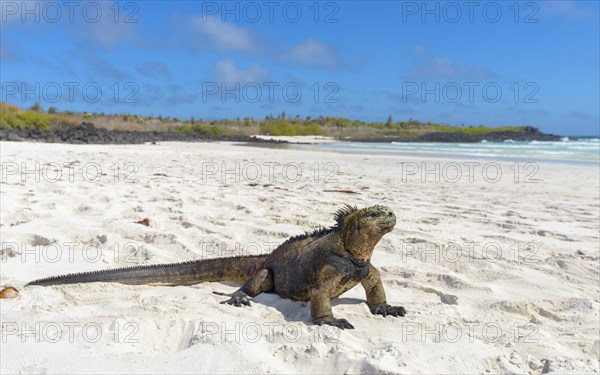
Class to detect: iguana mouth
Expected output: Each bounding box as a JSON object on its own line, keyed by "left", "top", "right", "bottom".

{"left": 378, "top": 218, "right": 396, "bottom": 229}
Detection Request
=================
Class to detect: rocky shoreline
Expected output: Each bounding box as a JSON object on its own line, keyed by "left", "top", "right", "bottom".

{"left": 0, "top": 123, "right": 561, "bottom": 144}
{"left": 342, "top": 127, "right": 562, "bottom": 143}
{"left": 0, "top": 122, "right": 287, "bottom": 145}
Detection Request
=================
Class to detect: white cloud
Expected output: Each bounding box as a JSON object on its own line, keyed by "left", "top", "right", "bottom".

{"left": 71, "top": 50, "right": 127, "bottom": 80}
{"left": 84, "top": 22, "right": 135, "bottom": 49}
{"left": 0, "top": 1, "right": 137, "bottom": 49}
{"left": 0, "top": 42, "right": 19, "bottom": 61}
{"left": 83, "top": 22, "right": 136, "bottom": 49}
{"left": 212, "top": 59, "right": 269, "bottom": 84}
{"left": 541, "top": 1, "right": 594, "bottom": 21}
{"left": 69, "top": 2, "right": 139, "bottom": 49}
{"left": 413, "top": 45, "right": 428, "bottom": 56}
{"left": 279, "top": 39, "right": 340, "bottom": 68}
{"left": 192, "top": 16, "right": 261, "bottom": 53}
{"left": 136, "top": 61, "right": 171, "bottom": 78}
{"left": 0, "top": 0, "right": 36, "bottom": 26}
{"left": 406, "top": 56, "right": 497, "bottom": 80}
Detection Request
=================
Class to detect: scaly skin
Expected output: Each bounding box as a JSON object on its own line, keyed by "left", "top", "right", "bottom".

{"left": 26, "top": 205, "right": 406, "bottom": 329}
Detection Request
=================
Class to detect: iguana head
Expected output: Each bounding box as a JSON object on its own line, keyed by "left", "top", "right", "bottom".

{"left": 335, "top": 205, "right": 396, "bottom": 265}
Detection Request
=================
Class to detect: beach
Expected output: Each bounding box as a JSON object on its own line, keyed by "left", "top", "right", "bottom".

{"left": 1, "top": 140, "right": 599, "bottom": 374}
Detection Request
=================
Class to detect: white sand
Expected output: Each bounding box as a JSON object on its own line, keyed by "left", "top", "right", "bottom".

{"left": 253, "top": 135, "right": 337, "bottom": 143}
{"left": 1, "top": 141, "right": 598, "bottom": 374}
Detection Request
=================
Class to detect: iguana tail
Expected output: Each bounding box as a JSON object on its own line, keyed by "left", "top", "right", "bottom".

{"left": 25, "top": 255, "right": 268, "bottom": 287}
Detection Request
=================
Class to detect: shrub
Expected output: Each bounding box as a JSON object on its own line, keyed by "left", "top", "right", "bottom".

{"left": 29, "top": 102, "right": 42, "bottom": 112}
{"left": 0, "top": 108, "right": 50, "bottom": 130}
{"left": 260, "top": 120, "right": 327, "bottom": 136}
{"left": 0, "top": 102, "right": 76, "bottom": 130}
{"left": 175, "top": 124, "right": 224, "bottom": 136}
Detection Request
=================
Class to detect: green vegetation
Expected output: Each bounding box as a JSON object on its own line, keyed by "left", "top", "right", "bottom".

{"left": 0, "top": 102, "right": 77, "bottom": 130}
{"left": 260, "top": 120, "right": 327, "bottom": 136}
{"left": 386, "top": 115, "right": 393, "bottom": 127}
{"left": 1, "top": 102, "right": 536, "bottom": 139}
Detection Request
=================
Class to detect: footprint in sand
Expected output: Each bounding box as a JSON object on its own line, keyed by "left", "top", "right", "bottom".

{"left": 3, "top": 209, "right": 36, "bottom": 226}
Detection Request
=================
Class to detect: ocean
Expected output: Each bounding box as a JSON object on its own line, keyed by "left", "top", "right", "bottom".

{"left": 311, "top": 137, "right": 600, "bottom": 166}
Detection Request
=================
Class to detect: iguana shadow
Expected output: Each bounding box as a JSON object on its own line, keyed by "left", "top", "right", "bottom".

{"left": 247, "top": 291, "right": 367, "bottom": 325}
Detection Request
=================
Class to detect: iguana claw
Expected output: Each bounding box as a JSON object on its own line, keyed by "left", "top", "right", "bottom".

{"left": 314, "top": 317, "right": 355, "bottom": 329}
{"left": 370, "top": 303, "right": 406, "bottom": 317}
{"left": 213, "top": 290, "right": 252, "bottom": 307}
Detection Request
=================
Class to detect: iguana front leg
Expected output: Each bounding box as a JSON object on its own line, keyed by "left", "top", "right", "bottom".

{"left": 361, "top": 265, "right": 406, "bottom": 317}
{"left": 311, "top": 265, "right": 354, "bottom": 329}
{"left": 311, "top": 292, "right": 355, "bottom": 329}
{"left": 215, "top": 269, "right": 273, "bottom": 307}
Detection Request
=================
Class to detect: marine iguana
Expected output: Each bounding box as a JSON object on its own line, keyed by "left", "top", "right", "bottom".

{"left": 26, "top": 204, "right": 406, "bottom": 329}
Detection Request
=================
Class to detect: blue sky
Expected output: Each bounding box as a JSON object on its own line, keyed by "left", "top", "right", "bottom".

{"left": 1, "top": 0, "right": 598, "bottom": 135}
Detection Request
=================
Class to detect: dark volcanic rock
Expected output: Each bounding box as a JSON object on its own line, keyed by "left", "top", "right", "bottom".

{"left": 342, "top": 128, "right": 561, "bottom": 143}
{"left": 418, "top": 130, "right": 560, "bottom": 142}
{"left": 0, "top": 122, "right": 288, "bottom": 145}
